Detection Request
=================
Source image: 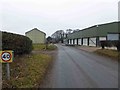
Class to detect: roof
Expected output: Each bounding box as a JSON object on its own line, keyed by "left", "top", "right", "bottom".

{"left": 68, "top": 21, "right": 120, "bottom": 35}
{"left": 25, "top": 28, "right": 46, "bottom": 35}
{"left": 97, "top": 21, "right": 119, "bottom": 27}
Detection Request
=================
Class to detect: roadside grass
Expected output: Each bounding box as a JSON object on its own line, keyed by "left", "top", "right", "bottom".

{"left": 47, "top": 44, "right": 57, "bottom": 50}
{"left": 33, "top": 44, "right": 57, "bottom": 51}
{"left": 33, "top": 44, "right": 46, "bottom": 50}
{"left": 2, "top": 53, "right": 53, "bottom": 88}
{"left": 94, "top": 49, "right": 119, "bottom": 60}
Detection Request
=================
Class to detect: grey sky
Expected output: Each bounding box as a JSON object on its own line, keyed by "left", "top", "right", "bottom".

{"left": 0, "top": 0, "right": 119, "bottom": 37}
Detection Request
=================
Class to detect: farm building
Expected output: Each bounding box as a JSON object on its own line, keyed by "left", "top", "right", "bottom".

{"left": 66, "top": 21, "right": 120, "bottom": 47}
{"left": 25, "top": 28, "right": 46, "bottom": 44}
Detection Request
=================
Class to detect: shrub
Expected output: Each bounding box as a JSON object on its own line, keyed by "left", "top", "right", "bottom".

{"left": 100, "top": 41, "right": 109, "bottom": 49}
{"left": 100, "top": 40, "right": 120, "bottom": 51}
{"left": 112, "top": 40, "right": 120, "bottom": 51}
{"left": 2, "top": 32, "right": 33, "bottom": 55}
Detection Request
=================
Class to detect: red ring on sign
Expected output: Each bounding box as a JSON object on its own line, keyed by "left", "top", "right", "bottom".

{"left": 1, "top": 52, "right": 12, "bottom": 62}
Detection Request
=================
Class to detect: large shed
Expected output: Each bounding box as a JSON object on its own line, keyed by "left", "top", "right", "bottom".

{"left": 67, "top": 21, "right": 120, "bottom": 47}
{"left": 25, "top": 28, "right": 46, "bottom": 44}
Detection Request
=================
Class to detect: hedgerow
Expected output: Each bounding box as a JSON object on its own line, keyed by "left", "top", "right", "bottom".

{"left": 2, "top": 32, "right": 33, "bottom": 55}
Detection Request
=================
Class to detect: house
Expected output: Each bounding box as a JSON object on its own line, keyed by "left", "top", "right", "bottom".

{"left": 25, "top": 28, "right": 46, "bottom": 44}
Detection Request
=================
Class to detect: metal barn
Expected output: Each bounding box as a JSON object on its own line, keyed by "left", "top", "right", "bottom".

{"left": 67, "top": 22, "right": 120, "bottom": 47}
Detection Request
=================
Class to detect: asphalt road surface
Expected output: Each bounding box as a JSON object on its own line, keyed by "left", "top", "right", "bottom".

{"left": 40, "top": 44, "right": 118, "bottom": 88}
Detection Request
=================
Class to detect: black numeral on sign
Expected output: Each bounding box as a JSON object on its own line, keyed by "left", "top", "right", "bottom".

{"left": 1, "top": 52, "right": 11, "bottom": 61}
{"left": 2, "top": 54, "right": 10, "bottom": 59}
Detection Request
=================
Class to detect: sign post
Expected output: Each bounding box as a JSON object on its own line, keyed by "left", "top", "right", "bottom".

{"left": 6, "top": 63, "right": 10, "bottom": 80}
{"left": 0, "top": 51, "right": 13, "bottom": 80}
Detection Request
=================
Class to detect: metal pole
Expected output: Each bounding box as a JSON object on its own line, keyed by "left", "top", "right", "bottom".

{"left": 6, "top": 63, "right": 10, "bottom": 80}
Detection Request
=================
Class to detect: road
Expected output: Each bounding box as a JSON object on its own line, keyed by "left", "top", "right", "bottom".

{"left": 40, "top": 44, "right": 118, "bottom": 88}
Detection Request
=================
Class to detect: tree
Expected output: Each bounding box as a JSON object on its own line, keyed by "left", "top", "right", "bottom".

{"left": 66, "top": 29, "right": 73, "bottom": 34}
{"left": 46, "top": 36, "right": 52, "bottom": 43}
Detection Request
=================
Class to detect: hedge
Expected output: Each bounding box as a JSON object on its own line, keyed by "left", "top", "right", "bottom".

{"left": 2, "top": 32, "right": 33, "bottom": 55}
{"left": 100, "top": 40, "right": 120, "bottom": 51}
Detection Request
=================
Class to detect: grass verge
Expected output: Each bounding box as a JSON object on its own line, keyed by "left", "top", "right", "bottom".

{"left": 46, "top": 44, "right": 57, "bottom": 50}
{"left": 33, "top": 44, "right": 46, "bottom": 51}
{"left": 94, "top": 49, "right": 119, "bottom": 60}
{"left": 33, "top": 44, "right": 57, "bottom": 51}
{"left": 2, "top": 53, "right": 53, "bottom": 88}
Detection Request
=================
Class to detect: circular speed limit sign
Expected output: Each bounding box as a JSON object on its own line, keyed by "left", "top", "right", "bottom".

{"left": 1, "top": 52, "right": 11, "bottom": 62}
{"left": 0, "top": 51, "right": 13, "bottom": 63}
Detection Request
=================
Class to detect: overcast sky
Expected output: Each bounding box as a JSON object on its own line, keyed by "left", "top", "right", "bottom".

{"left": 0, "top": 0, "right": 119, "bottom": 37}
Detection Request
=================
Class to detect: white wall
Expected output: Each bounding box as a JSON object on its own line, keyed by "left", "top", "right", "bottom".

{"left": 78, "top": 39, "right": 82, "bottom": 45}
{"left": 69, "top": 40, "right": 71, "bottom": 44}
{"left": 74, "top": 39, "right": 77, "bottom": 45}
{"left": 83, "top": 38, "right": 88, "bottom": 46}
{"left": 71, "top": 39, "right": 74, "bottom": 45}
{"left": 99, "top": 37, "right": 106, "bottom": 41}
{"left": 107, "top": 34, "right": 119, "bottom": 40}
{"left": 26, "top": 30, "right": 46, "bottom": 44}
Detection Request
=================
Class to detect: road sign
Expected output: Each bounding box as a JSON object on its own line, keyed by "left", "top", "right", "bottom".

{"left": 0, "top": 51, "right": 13, "bottom": 63}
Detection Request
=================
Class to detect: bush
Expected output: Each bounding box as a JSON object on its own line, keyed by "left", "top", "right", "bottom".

{"left": 100, "top": 40, "right": 120, "bottom": 51}
{"left": 112, "top": 40, "right": 120, "bottom": 51}
{"left": 100, "top": 41, "right": 110, "bottom": 49}
{"left": 2, "top": 32, "right": 33, "bottom": 55}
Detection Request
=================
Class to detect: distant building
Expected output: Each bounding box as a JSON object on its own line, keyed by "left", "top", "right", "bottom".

{"left": 25, "top": 28, "right": 46, "bottom": 44}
